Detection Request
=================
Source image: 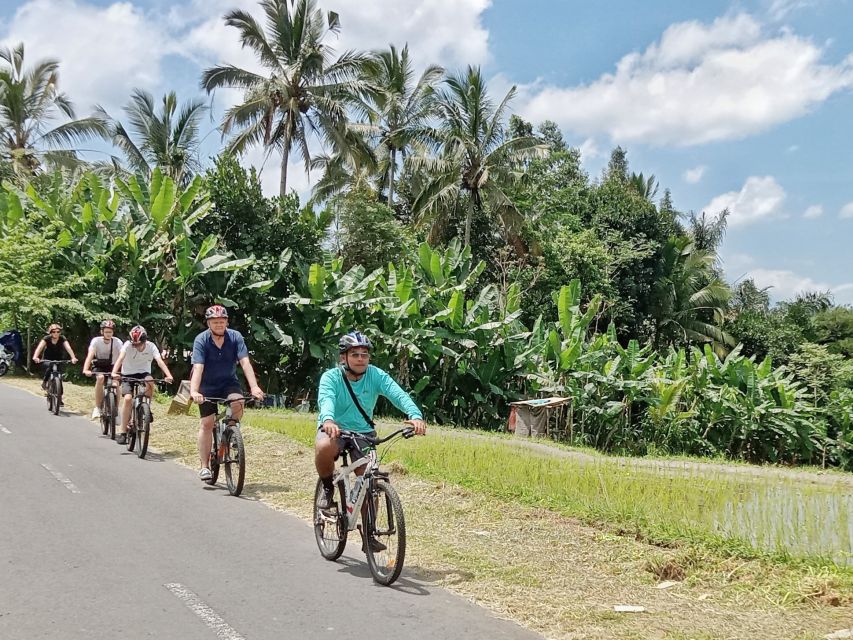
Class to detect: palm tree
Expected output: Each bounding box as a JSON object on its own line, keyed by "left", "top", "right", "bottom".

{"left": 629, "top": 171, "right": 658, "bottom": 201}
{"left": 201, "top": 0, "right": 364, "bottom": 198}
{"left": 100, "top": 89, "right": 207, "bottom": 186}
{"left": 356, "top": 45, "right": 443, "bottom": 206}
{"left": 0, "top": 43, "right": 107, "bottom": 176}
{"left": 411, "top": 66, "right": 546, "bottom": 249}
{"left": 652, "top": 236, "right": 734, "bottom": 354}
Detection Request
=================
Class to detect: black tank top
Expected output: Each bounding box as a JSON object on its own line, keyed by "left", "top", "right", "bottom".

{"left": 41, "top": 335, "right": 68, "bottom": 361}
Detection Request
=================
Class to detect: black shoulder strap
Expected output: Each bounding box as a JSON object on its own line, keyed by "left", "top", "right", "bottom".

{"left": 340, "top": 366, "right": 375, "bottom": 429}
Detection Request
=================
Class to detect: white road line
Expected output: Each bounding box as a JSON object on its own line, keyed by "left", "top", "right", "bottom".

{"left": 40, "top": 463, "right": 81, "bottom": 494}
{"left": 164, "top": 583, "right": 246, "bottom": 640}
{"left": 0, "top": 427, "right": 10, "bottom": 434}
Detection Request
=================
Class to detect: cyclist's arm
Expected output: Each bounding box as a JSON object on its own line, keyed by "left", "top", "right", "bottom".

{"left": 32, "top": 340, "right": 46, "bottom": 361}
{"left": 316, "top": 369, "right": 338, "bottom": 429}
{"left": 154, "top": 356, "right": 174, "bottom": 383}
{"left": 377, "top": 368, "right": 423, "bottom": 421}
{"left": 189, "top": 363, "right": 204, "bottom": 400}
{"left": 82, "top": 345, "right": 96, "bottom": 375}
{"left": 111, "top": 350, "right": 126, "bottom": 377}
{"left": 238, "top": 356, "right": 263, "bottom": 398}
{"left": 64, "top": 341, "right": 76, "bottom": 358}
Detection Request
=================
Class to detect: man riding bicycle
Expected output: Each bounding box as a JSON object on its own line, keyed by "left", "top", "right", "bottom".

{"left": 110, "top": 325, "right": 173, "bottom": 445}
{"left": 189, "top": 305, "right": 264, "bottom": 482}
{"left": 82, "top": 320, "right": 123, "bottom": 420}
{"left": 32, "top": 323, "right": 78, "bottom": 388}
{"left": 315, "top": 331, "right": 426, "bottom": 549}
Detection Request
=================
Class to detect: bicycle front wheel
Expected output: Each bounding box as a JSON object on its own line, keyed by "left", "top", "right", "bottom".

{"left": 51, "top": 378, "right": 61, "bottom": 416}
{"left": 223, "top": 426, "right": 245, "bottom": 496}
{"left": 313, "top": 478, "right": 347, "bottom": 560}
{"left": 136, "top": 403, "right": 151, "bottom": 459}
{"left": 365, "top": 481, "right": 406, "bottom": 586}
{"left": 101, "top": 394, "right": 114, "bottom": 437}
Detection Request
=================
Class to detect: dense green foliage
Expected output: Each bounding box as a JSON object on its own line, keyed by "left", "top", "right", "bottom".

{"left": 1, "top": 0, "right": 850, "bottom": 471}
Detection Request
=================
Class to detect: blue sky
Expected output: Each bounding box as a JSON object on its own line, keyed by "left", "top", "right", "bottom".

{"left": 1, "top": 0, "right": 851, "bottom": 304}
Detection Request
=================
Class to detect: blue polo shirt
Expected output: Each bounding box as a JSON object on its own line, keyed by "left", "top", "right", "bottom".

{"left": 191, "top": 329, "right": 249, "bottom": 395}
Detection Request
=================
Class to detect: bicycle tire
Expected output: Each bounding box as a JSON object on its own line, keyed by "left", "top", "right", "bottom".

{"left": 365, "top": 480, "right": 406, "bottom": 586}
{"left": 0, "top": 361, "right": 8, "bottom": 377}
{"left": 126, "top": 406, "right": 136, "bottom": 452}
{"left": 313, "top": 478, "right": 348, "bottom": 560}
{"left": 46, "top": 380, "right": 54, "bottom": 413}
{"left": 51, "top": 377, "right": 61, "bottom": 416}
{"left": 223, "top": 426, "right": 245, "bottom": 496}
{"left": 136, "top": 403, "right": 151, "bottom": 459}
{"left": 206, "top": 429, "right": 220, "bottom": 485}
{"left": 101, "top": 393, "right": 113, "bottom": 437}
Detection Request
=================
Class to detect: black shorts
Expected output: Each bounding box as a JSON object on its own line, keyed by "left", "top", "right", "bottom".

{"left": 199, "top": 386, "right": 244, "bottom": 418}
{"left": 316, "top": 428, "right": 376, "bottom": 462}
{"left": 120, "top": 373, "right": 150, "bottom": 396}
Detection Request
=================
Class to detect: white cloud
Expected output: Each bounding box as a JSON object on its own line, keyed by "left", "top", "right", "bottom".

{"left": 683, "top": 165, "right": 707, "bottom": 184}
{"left": 702, "top": 176, "right": 786, "bottom": 226}
{"left": 1, "top": 0, "right": 178, "bottom": 113}
{"left": 747, "top": 268, "right": 853, "bottom": 304}
{"left": 178, "top": 0, "right": 490, "bottom": 77}
{"left": 840, "top": 202, "right": 853, "bottom": 219}
{"left": 803, "top": 204, "right": 823, "bottom": 219}
{"left": 519, "top": 13, "right": 853, "bottom": 146}
{"left": 578, "top": 138, "right": 601, "bottom": 161}
{"left": 767, "top": 0, "right": 818, "bottom": 20}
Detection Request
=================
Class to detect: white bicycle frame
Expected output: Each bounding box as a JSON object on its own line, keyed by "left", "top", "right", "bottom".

{"left": 332, "top": 448, "right": 379, "bottom": 533}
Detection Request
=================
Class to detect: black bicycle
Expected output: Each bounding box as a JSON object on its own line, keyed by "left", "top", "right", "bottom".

{"left": 40, "top": 360, "right": 69, "bottom": 416}
{"left": 119, "top": 377, "right": 169, "bottom": 459}
{"left": 204, "top": 396, "right": 251, "bottom": 496}
{"left": 314, "top": 427, "right": 415, "bottom": 586}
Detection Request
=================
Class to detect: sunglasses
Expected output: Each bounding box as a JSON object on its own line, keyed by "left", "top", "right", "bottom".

{"left": 50, "top": 330, "right": 60, "bottom": 333}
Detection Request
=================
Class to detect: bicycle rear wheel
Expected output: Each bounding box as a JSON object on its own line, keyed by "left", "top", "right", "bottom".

{"left": 313, "top": 478, "right": 347, "bottom": 560}
{"left": 136, "top": 403, "right": 151, "bottom": 459}
{"left": 223, "top": 426, "right": 245, "bottom": 496}
{"left": 206, "top": 429, "right": 220, "bottom": 485}
{"left": 365, "top": 481, "right": 406, "bottom": 586}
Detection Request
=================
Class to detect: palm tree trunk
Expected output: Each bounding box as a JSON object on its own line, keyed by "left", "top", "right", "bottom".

{"left": 464, "top": 193, "right": 477, "bottom": 248}
{"left": 279, "top": 144, "right": 289, "bottom": 200}
{"left": 387, "top": 147, "right": 396, "bottom": 207}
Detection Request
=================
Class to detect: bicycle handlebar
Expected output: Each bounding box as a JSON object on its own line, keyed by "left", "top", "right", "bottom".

{"left": 338, "top": 426, "right": 416, "bottom": 446}
{"left": 39, "top": 360, "right": 71, "bottom": 364}
{"left": 201, "top": 394, "right": 256, "bottom": 405}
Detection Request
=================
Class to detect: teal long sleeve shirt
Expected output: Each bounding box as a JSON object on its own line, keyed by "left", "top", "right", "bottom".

{"left": 316, "top": 365, "right": 423, "bottom": 433}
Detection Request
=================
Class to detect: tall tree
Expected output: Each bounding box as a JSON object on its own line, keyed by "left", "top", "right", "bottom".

{"left": 0, "top": 43, "right": 107, "bottom": 176}
{"left": 101, "top": 89, "right": 206, "bottom": 186}
{"left": 356, "top": 44, "right": 442, "bottom": 206}
{"left": 412, "top": 66, "right": 545, "bottom": 249}
{"left": 652, "top": 236, "right": 734, "bottom": 353}
{"left": 201, "top": 0, "right": 364, "bottom": 198}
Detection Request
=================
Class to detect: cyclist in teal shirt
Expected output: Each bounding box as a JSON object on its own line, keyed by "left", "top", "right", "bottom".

{"left": 315, "top": 331, "right": 426, "bottom": 522}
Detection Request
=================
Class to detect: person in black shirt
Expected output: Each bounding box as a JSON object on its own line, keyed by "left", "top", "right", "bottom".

{"left": 32, "top": 323, "right": 78, "bottom": 387}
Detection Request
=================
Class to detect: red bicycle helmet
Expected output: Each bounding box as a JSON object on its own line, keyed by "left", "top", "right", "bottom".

{"left": 205, "top": 305, "right": 229, "bottom": 320}
{"left": 100, "top": 319, "right": 116, "bottom": 329}
{"left": 129, "top": 325, "right": 147, "bottom": 344}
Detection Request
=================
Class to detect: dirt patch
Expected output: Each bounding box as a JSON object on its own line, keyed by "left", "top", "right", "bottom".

{"left": 5, "top": 377, "right": 851, "bottom": 640}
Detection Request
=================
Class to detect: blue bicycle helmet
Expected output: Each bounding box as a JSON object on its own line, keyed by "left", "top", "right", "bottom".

{"left": 338, "top": 331, "right": 372, "bottom": 353}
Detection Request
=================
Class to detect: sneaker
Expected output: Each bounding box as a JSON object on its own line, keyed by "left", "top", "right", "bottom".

{"left": 116, "top": 433, "right": 127, "bottom": 445}
{"left": 316, "top": 487, "right": 335, "bottom": 511}
{"left": 198, "top": 468, "right": 212, "bottom": 481}
{"left": 91, "top": 408, "right": 101, "bottom": 420}
{"left": 362, "top": 535, "right": 388, "bottom": 553}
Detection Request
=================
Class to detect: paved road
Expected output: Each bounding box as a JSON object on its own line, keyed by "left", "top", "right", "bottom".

{"left": 0, "top": 383, "right": 541, "bottom": 640}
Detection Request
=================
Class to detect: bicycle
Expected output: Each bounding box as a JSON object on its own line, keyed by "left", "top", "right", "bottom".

{"left": 313, "top": 426, "right": 415, "bottom": 586}
{"left": 203, "top": 396, "right": 251, "bottom": 496}
{"left": 40, "top": 360, "right": 69, "bottom": 416}
{"left": 89, "top": 373, "right": 118, "bottom": 439}
{"left": 118, "top": 377, "right": 169, "bottom": 459}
